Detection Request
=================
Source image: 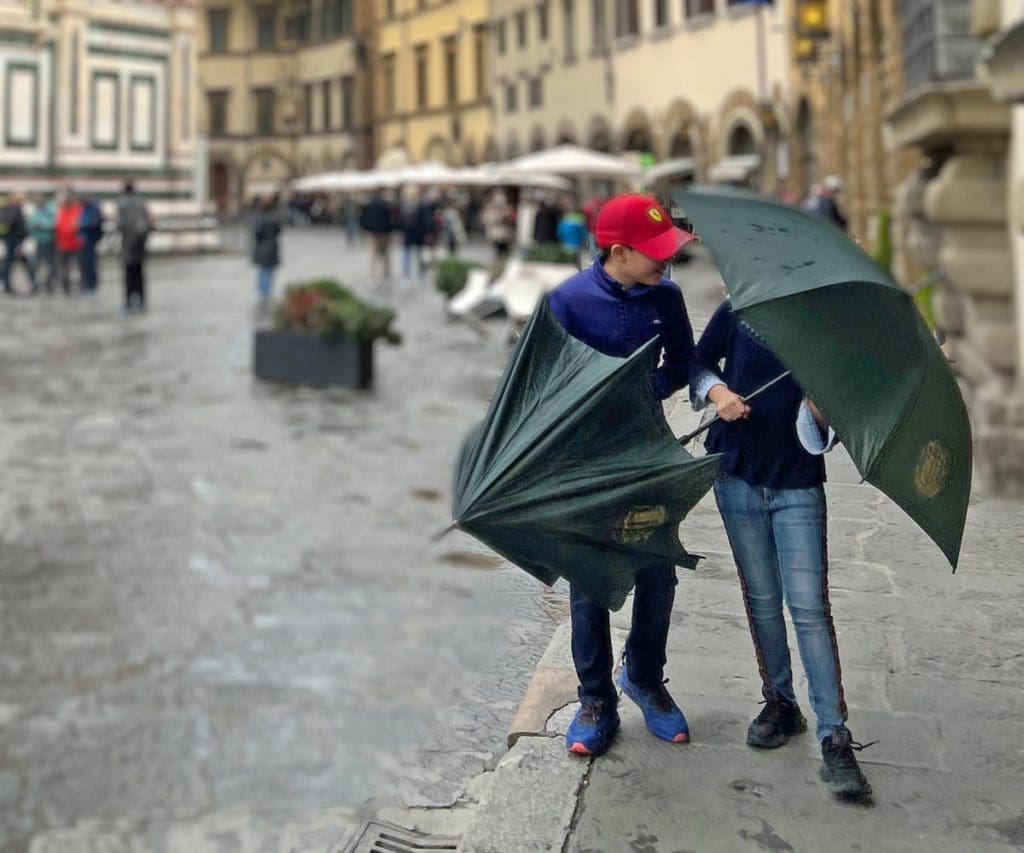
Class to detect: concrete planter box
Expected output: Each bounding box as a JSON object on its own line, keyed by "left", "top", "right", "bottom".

{"left": 253, "top": 328, "right": 373, "bottom": 389}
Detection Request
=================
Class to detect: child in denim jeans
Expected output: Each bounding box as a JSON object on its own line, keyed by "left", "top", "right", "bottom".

{"left": 694, "top": 300, "right": 873, "bottom": 804}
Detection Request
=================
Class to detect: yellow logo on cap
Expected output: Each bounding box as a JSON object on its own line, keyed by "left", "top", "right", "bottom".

{"left": 647, "top": 207, "right": 664, "bottom": 223}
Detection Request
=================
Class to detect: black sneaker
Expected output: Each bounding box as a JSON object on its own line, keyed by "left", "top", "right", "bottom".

{"left": 746, "top": 695, "right": 807, "bottom": 749}
{"left": 820, "top": 729, "right": 874, "bottom": 804}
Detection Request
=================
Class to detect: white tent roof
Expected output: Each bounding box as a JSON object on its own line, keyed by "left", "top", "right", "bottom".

{"left": 707, "top": 154, "right": 761, "bottom": 184}
{"left": 505, "top": 144, "right": 641, "bottom": 180}
{"left": 645, "top": 157, "right": 696, "bottom": 182}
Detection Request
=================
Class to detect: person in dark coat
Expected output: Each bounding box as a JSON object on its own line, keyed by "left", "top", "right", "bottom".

{"left": 0, "top": 192, "right": 31, "bottom": 294}
{"left": 117, "top": 181, "right": 153, "bottom": 312}
{"left": 78, "top": 193, "right": 105, "bottom": 294}
{"left": 359, "top": 191, "right": 393, "bottom": 286}
{"left": 251, "top": 195, "right": 282, "bottom": 307}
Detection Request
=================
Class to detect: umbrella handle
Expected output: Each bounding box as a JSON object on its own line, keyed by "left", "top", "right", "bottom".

{"left": 678, "top": 371, "right": 792, "bottom": 445}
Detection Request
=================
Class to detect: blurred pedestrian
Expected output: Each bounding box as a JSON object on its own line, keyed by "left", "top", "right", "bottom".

{"left": 250, "top": 195, "right": 281, "bottom": 309}
{"left": 556, "top": 206, "right": 588, "bottom": 270}
{"left": 440, "top": 197, "right": 466, "bottom": 256}
{"left": 0, "top": 191, "right": 31, "bottom": 295}
{"left": 78, "top": 193, "right": 105, "bottom": 294}
{"left": 27, "top": 192, "right": 57, "bottom": 294}
{"left": 481, "top": 190, "right": 515, "bottom": 260}
{"left": 694, "top": 299, "right": 873, "bottom": 804}
{"left": 117, "top": 181, "right": 153, "bottom": 312}
{"left": 805, "top": 176, "right": 848, "bottom": 231}
{"left": 359, "top": 191, "right": 393, "bottom": 286}
{"left": 54, "top": 190, "right": 83, "bottom": 294}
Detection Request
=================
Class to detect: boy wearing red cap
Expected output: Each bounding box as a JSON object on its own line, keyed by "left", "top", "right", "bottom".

{"left": 547, "top": 193, "right": 717, "bottom": 757}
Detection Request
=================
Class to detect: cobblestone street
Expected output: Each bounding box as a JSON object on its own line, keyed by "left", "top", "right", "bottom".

{"left": 4, "top": 230, "right": 705, "bottom": 851}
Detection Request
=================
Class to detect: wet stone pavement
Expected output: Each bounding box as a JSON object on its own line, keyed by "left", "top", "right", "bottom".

{"left": 0, "top": 231, "right": 728, "bottom": 851}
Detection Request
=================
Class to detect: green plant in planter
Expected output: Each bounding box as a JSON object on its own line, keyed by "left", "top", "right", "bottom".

{"left": 274, "top": 279, "right": 402, "bottom": 344}
{"left": 434, "top": 258, "right": 484, "bottom": 298}
{"left": 526, "top": 242, "right": 579, "bottom": 265}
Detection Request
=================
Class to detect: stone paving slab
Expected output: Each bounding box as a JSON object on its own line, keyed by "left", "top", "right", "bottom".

{"left": 463, "top": 437, "right": 1024, "bottom": 853}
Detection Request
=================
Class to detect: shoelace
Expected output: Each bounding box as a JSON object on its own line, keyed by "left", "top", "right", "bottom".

{"left": 649, "top": 678, "right": 676, "bottom": 712}
{"left": 579, "top": 699, "right": 606, "bottom": 725}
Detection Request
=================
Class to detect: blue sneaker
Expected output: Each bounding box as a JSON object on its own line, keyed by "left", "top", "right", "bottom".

{"left": 565, "top": 698, "right": 620, "bottom": 756}
{"left": 617, "top": 663, "right": 690, "bottom": 744}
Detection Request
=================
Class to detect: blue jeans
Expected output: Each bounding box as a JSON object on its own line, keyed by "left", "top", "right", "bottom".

{"left": 79, "top": 240, "right": 98, "bottom": 292}
{"left": 257, "top": 265, "right": 274, "bottom": 301}
{"left": 713, "top": 474, "right": 847, "bottom": 742}
{"left": 570, "top": 564, "right": 677, "bottom": 704}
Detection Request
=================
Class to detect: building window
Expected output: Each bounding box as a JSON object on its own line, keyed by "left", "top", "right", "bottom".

{"left": 505, "top": 82, "right": 518, "bottom": 112}
{"left": 496, "top": 18, "right": 507, "bottom": 54}
{"left": 253, "top": 87, "right": 274, "bottom": 134}
{"left": 322, "top": 79, "right": 332, "bottom": 129}
{"left": 340, "top": 75, "right": 354, "bottom": 128}
{"left": 474, "top": 24, "right": 489, "bottom": 98}
{"left": 684, "top": 0, "right": 714, "bottom": 16}
{"left": 563, "top": 0, "right": 576, "bottom": 57}
{"left": 538, "top": 2, "right": 550, "bottom": 40}
{"left": 516, "top": 10, "right": 528, "bottom": 47}
{"left": 415, "top": 44, "right": 429, "bottom": 109}
{"left": 207, "top": 90, "right": 228, "bottom": 135}
{"left": 653, "top": 0, "right": 669, "bottom": 27}
{"left": 528, "top": 76, "right": 543, "bottom": 108}
{"left": 208, "top": 9, "right": 229, "bottom": 53}
{"left": 384, "top": 0, "right": 395, "bottom": 17}
{"left": 331, "top": 0, "right": 354, "bottom": 35}
{"left": 592, "top": 0, "right": 608, "bottom": 48}
{"left": 255, "top": 6, "right": 275, "bottom": 50}
{"left": 616, "top": 0, "right": 639, "bottom": 36}
{"left": 380, "top": 53, "right": 396, "bottom": 116}
{"left": 444, "top": 36, "right": 458, "bottom": 105}
{"left": 285, "top": 2, "right": 312, "bottom": 42}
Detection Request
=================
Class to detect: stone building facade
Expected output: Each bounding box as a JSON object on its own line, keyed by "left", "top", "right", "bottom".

{"left": 373, "top": 0, "right": 492, "bottom": 168}
{"left": 197, "top": 0, "right": 373, "bottom": 211}
{"left": 0, "top": 0, "right": 198, "bottom": 201}
{"left": 490, "top": 0, "right": 795, "bottom": 192}
{"left": 887, "top": 0, "right": 1024, "bottom": 496}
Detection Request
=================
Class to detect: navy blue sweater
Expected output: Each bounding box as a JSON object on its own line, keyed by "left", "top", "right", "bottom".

{"left": 548, "top": 258, "right": 701, "bottom": 400}
{"left": 696, "top": 302, "right": 826, "bottom": 489}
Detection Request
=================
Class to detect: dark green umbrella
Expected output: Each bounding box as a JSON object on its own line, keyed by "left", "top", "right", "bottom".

{"left": 449, "top": 298, "right": 720, "bottom": 610}
{"left": 675, "top": 185, "right": 972, "bottom": 567}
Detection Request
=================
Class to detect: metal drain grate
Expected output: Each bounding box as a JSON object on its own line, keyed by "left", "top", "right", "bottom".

{"left": 342, "top": 819, "right": 460, "bottom": 853}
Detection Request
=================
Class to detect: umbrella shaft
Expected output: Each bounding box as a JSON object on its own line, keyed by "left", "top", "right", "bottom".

{"left": 678, "top": 371, "right": 792, "bottom": 445}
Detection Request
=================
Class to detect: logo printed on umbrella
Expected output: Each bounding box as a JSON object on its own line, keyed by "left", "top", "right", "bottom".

{"left": 914, "top": 440, "right": 950, "bottom": 498}
{"left": 614, "top": 505, "right": 668, "bottom": 543}
{"left": 647, "top": 207, "right": 664, "bottom": 223}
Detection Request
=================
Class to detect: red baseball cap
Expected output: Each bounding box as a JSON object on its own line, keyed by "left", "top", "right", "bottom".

{"left": 594, "top": 194, "right": 698, "bottom": 261}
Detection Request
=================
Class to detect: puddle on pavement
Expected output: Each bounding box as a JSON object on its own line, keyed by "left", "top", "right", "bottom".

{"left": 437, "top": 551, "right": 504, "bottom": 570}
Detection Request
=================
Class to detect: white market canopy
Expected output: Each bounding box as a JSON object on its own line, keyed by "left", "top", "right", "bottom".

{"left": 504, "top": 144, "right": 642, "bottom": 180}
{"left": 645, "top": 157, "right": 696, "bottom": 182}
{"left": 707, "top": 154, "right": 761, "bottom": 184}
{"left": 290, "top": 163, "right": 571, "bottom": 193}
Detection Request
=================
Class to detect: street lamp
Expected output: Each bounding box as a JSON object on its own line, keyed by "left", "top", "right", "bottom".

{"left": 795, "top": 0, "right": 829, "bottom": 64}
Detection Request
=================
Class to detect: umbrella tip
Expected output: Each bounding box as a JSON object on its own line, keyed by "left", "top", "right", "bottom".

{"left": 432, "top": 522, "right": 460, "bottom": 543}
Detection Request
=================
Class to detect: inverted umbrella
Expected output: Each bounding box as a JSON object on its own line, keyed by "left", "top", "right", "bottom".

{"left": 675, "top": 185, "right": 972, "bottom": 567}
{"left": 449, "top": 298, "right": 720, "bottom": 610}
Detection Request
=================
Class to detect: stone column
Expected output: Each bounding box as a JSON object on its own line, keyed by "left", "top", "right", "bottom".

{"left": 888, "top": 81, "right": 1017, "bottom": 494}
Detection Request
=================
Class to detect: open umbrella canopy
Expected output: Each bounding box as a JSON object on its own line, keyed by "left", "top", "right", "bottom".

{"left": 505, "top": 144, "right": 641, "bottom": 181}
{"left": 676, "top": 185, "right": 972, "bottom": 567}
{"left": 451, "top": 298, "right": 720, "bottom": 611}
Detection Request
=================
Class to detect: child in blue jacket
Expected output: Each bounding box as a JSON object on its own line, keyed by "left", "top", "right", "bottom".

{"left": 547, "top": 193, "right": 710, "bottom": 756}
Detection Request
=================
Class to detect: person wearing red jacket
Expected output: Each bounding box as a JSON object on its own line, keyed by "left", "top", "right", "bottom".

{"left": 54, "top": 192, "right": 83, "bottom": 294}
